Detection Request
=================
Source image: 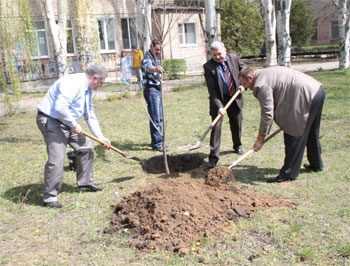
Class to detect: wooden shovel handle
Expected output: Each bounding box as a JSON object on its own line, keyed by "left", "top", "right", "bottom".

{"left": 199, "top": 89, "right": 242, "bottom": 142}
{"left": 82, "top": 131, "right": 128, "bottom": 157}
{"left": 211, "top": 89, "right": 241, "bottom": 126}
{"left": 228, "top": 128, "right": 282, "bottom": 169}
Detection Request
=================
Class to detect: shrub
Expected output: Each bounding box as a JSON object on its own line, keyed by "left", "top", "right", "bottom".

{"left": 163, "top": 59, "right": 187, "bottom": 80}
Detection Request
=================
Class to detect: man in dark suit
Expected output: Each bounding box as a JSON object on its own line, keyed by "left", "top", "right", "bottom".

{"left": 203, "top": 41, "right": 246, "bottom": 168}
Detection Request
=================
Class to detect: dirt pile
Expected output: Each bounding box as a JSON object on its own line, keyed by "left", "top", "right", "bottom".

{"left": 105, "top": 155, "right": 296, "bottom": 253}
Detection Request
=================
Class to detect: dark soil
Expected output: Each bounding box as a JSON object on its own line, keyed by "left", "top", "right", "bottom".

{"left": 105, "top": 154, "right": 296, "bottom": 254}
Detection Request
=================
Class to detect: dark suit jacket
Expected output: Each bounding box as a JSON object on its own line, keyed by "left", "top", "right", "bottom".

{"left": 203, "top": 53, "right": 245, "bottom": 117}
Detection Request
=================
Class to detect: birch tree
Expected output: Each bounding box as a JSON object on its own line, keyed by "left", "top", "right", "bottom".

{"left": 276, "top": 0, "right": 292, "bottom": 66}
{"left": 332, "top": 0, "right": 350, "bottom": 68}
{"left": 43, "top": 0, "right": 68, "bottom": 77}
{"left": 260, "top": 0, "right": 278, "bottom": 66}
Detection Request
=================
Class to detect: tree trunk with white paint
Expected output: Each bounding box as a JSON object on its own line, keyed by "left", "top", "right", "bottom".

{"left": 276, "top": 0, "right": 292, "bottom": 67}
{"left": 333, "top": 0, "right": 350, "bottom": 68}
{"left": 205, "top": 0, "right": 217, "bottom": 60}
{"left": 261, "top": 0, "right": 278, "bottom": 66}
{"left": 43, "top": 0, "right": 68, "bottom": 77}
{"left": 144, "top": 0, "right": 152, "bottom": 50}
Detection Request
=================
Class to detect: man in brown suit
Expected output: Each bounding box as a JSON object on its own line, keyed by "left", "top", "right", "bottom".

{"left": 203, "top": 41, "right": 245, "bottom": 168}
{"left": 239, "top": 66, "right": 325, "bottom": 182}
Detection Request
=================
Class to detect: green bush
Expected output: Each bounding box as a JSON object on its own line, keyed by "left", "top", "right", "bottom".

{"left": 163, "top": 59, "right": 187, "bottom": 80}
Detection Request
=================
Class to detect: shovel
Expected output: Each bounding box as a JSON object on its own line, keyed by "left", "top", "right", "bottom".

{"left": 82, "top": 131, "right": 142, "bottom": 162}
{"left": 178, "top": 88, "right": 242, "bottom": 151}
{"left": 228, "top": 128, "right": 282, "bottom": 169}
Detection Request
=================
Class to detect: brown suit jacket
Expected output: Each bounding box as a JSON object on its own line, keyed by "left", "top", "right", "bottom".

{"left": 203, "top": 53, "right": 245, "bottom": 117}
{"left": 254, "top": 66, "right": 322, "bottom": 137}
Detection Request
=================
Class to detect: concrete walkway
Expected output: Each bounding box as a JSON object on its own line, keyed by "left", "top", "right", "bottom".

{"left": 0, "top": 60, "right": 340, "bottom": 117}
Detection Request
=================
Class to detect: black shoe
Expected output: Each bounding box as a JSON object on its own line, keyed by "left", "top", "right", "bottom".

{"left": 303, "top": 163, "right": 322, "bottom": 172}
{"left": 233, "top": 146, "right": 244, "bottom": 155}
{"left": 43, "top": 201, "right": 62, "bottom": 208}
{"left": 208, "top": 161, "right": 217, "bottom": 169}
{"left": 78, "top": 184, "right": 103, "bottom": 192}
{"left": 267, "top": 175, "right": 296, "bottom": 183}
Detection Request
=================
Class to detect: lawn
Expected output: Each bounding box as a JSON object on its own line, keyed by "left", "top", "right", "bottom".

{"left": 0, "top": 68, "right": 349, "bottom": 265}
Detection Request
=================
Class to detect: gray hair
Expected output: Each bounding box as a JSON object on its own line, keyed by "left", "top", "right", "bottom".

{"left": 210, "top": 41, "right": 225, "bottom": 50}
{"left": 85, "top": 64, "right": 108, "bottom": 79}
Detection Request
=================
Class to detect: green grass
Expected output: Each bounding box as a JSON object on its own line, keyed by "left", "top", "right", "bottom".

{"left": 0, "top": 69, "right": 349, "bottom": 265}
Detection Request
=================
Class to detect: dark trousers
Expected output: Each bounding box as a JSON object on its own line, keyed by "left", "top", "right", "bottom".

{"left": 280, "top": 86, "right": 325, "bottom": 179}
{"left": 36, "top": 114, "right": 95, "bottom": 202}
{"left": 209, "top": 98, "right": 242, "bottom": 164}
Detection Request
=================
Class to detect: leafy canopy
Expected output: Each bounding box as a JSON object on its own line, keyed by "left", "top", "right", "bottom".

{"left": 220, "top": 0, "right": 264, "bottom": 55}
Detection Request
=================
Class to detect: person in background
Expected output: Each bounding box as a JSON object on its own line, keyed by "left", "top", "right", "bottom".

{"left": 238, "top": 66, "right": 325, "bottom": 183}
{"left": 132, "top": 45, "right": 144, "bottom": 90}
{"left": 203, "top": 41, "right": 245, "bottom": 169}
{"left": 36, "top": 64, "right": 111, "bottom": 208}
{"left": 141, "top": 39, "right": 165, "bottom": 152}
{"left": 120, "top": 49, "right": 132, "bottom": 86}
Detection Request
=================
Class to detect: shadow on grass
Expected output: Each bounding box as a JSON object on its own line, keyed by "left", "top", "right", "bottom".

{"left": 110, "top": 176, "right": 135, "bottom": 183}
{"left": 231, "top": 165, "right": 278, "bottom": 184}
{"left": 93, "top": 141, "right": 149, "bottom": 162}
{"left": 231, "top": 165, "right": 313, "bottom": 184}
{"left": 0, "top": 136, "right": 41, "bottom": 144}
{"left": 3, "top": 182, "right": 87, "bottom": 207}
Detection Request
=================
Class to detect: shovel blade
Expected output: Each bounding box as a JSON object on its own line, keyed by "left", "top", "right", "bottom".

{"left": 177, "top": 140, "right": 201, "bottom": 151}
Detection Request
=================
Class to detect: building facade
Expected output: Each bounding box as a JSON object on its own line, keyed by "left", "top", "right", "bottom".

{"left": 1, "top": 0, "right": 218, "bottom": 88}
{"left": 307, "top": 0, "right": 341, "bottom": 46}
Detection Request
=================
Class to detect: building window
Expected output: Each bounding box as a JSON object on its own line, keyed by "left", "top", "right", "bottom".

{"left": 121, "top": 18, "right": 137, "bottom": 49}
{"left": 32, "top": 21, "right": 49, "bottom": 58}
{"left": 98, "top": 18, "right": 116, "bottom": 51}
{"left": 331, "top": 21, "right": 338, "bottom": 40}
{"left": 178, "top": 23, "right": 196, "bottom": 45}
{"left": 66, "top": 20, "right": 76, "bottom": 55}
{"left": 311, "top": 21, "right": 317, "bottom": 41}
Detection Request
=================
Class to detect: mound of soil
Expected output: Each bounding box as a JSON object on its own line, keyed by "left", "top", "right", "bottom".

{"left": 105, "top": 155, "right": 296, "bottom": 253}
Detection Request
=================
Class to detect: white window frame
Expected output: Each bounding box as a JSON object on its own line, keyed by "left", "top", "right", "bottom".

{"left": 178, "top": 22, "right": 197, "bottom": 46}
{"left": 98, "top": 18, "right": 116, "bottom": 52}
{"left": 31, "top": 21, "right": 49, "bottom": 58}
{"left": 66, "top": 20, "right": 76, "bottom": 55}
{"left": 121, "top": 18, "right": 138, "bottom": 49}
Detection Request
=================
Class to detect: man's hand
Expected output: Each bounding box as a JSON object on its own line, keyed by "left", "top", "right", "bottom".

{"left": 152, "top": 66, "right": 164, "bottom": 74}
{"left": 238, "top": 85, "right": 245, "bottom": 92}
{"left": 253, "top": 140, "right": 263, "bottom": 151}
{"left": 99, "top": 136, "right": 111, "bottom": 149}
{"left": 218, "top": 107, "right": 226, "bottom": 116}
{"left": 72, "top": 124, "right": 83, "bottom": 134}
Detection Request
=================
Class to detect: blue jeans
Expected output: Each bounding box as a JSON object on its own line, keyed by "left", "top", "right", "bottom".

{"left": 143, "top": 87, "right": 163, "bottom": 149}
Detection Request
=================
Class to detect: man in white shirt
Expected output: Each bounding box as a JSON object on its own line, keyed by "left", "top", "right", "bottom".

{"left": 37, "top": 64, "right": 111, "bottom": 208}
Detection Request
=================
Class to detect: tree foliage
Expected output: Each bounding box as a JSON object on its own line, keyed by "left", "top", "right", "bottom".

{"left": 290, "top": 0, "right": 315, "bottom": 49}
{"left": 220, "top": 0, "right": 264, "bottom": 55}
{"left": 0, "top": 0, "right": 35, "bottom": 116}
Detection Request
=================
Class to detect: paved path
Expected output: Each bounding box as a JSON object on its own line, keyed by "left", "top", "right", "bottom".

{"left": 0, "top": 60, "right": 340, "bottom": 117}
